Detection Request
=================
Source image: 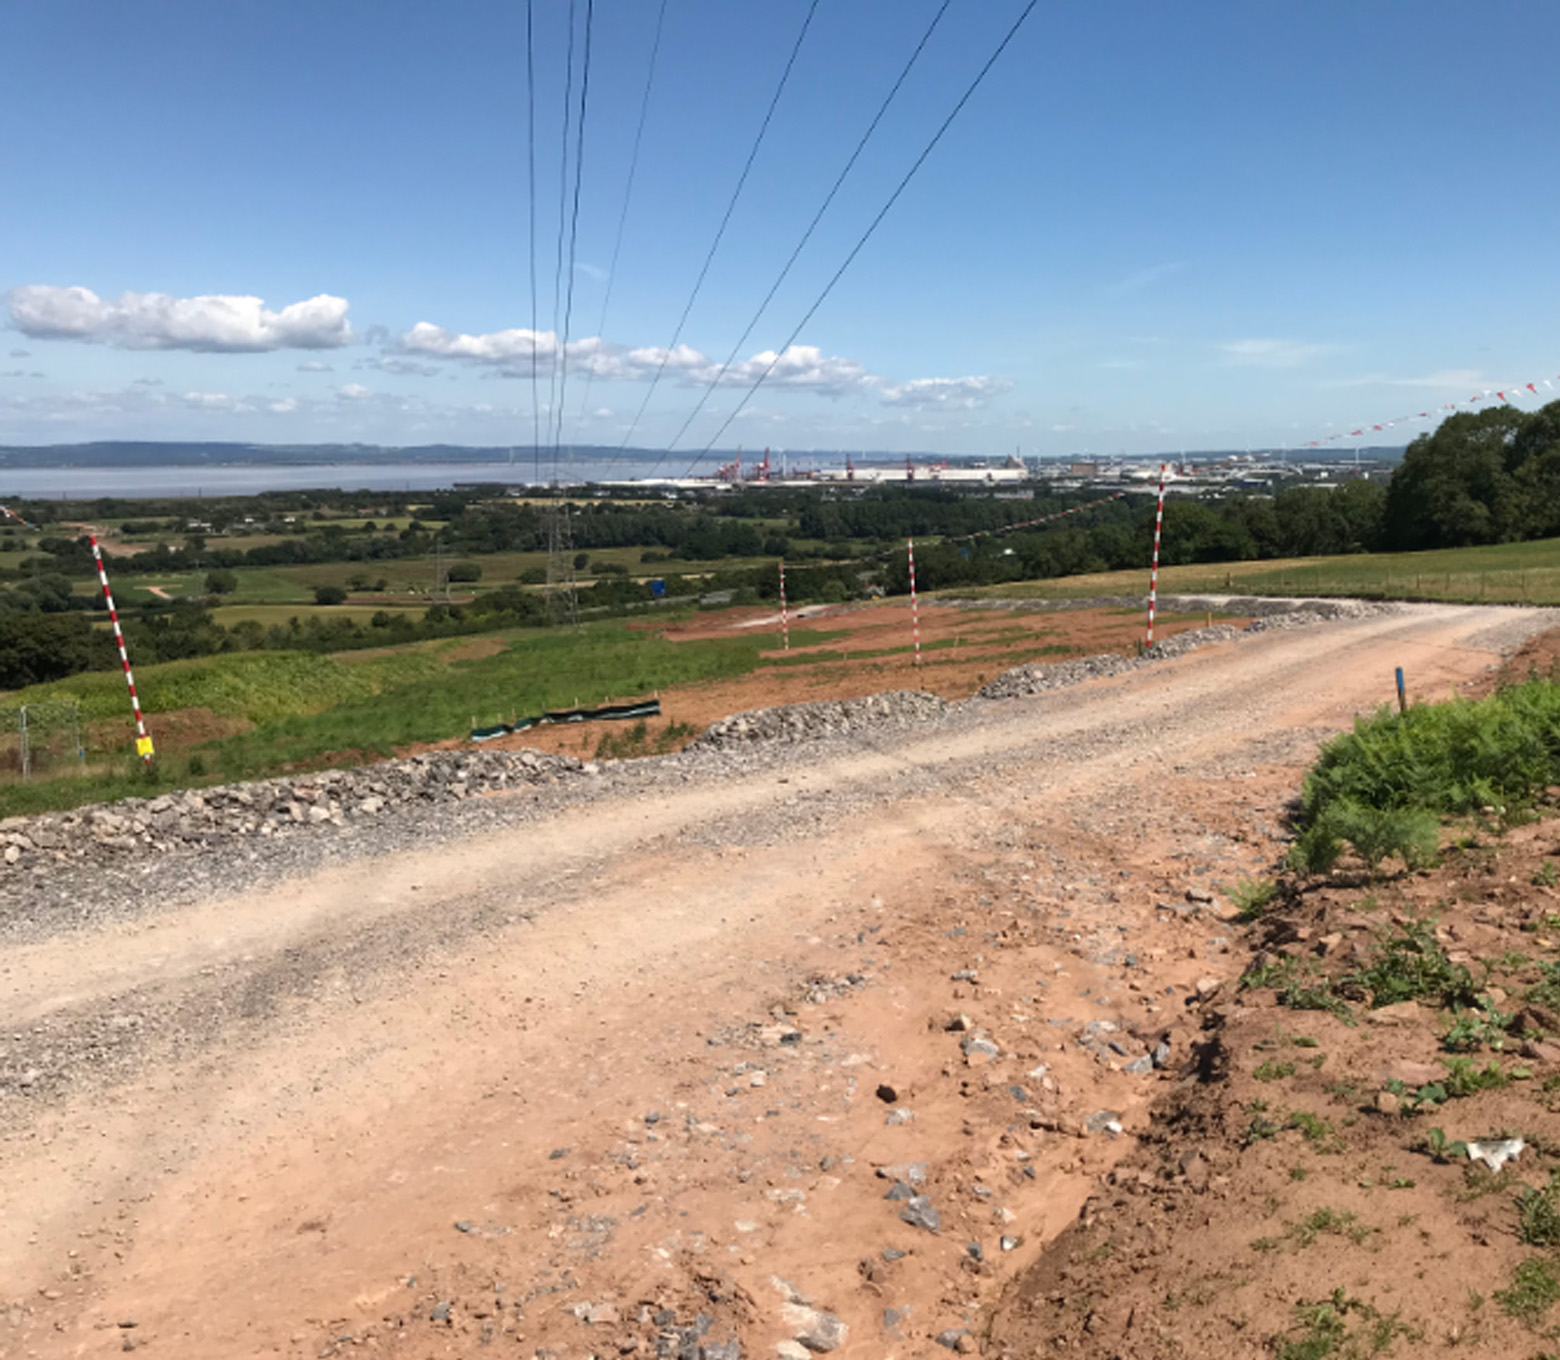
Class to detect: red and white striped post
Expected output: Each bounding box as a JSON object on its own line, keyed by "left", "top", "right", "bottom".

{"left": 907, "top": 537, "right": 921, "bottom": 666}
{"left": 778, "top": 559, "right": 789, "bottom": 651}
{"left": 1145, "top": 462, "right": 1168, "bottom": 651}
{"left": 89, "top": 535, "right": 154, "bottom": 764}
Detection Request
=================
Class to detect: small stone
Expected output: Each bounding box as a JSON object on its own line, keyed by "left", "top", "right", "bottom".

{"left": 945, "top": 1014, "right": 972, "bottom": 1032}
{"left": 781, "top": 1304, "right": 847, "bottom": 1353}
{"left": 881, "top": 1247, "right": 907, "bottom": 1261}
{"left": 876, "top": 1083, "right": 898, "bottom": 1104}
{"left": 430, "top": 1301, "right": 452, "bottom": 1324}
{"left": 960, "top": 1035, "right": 1000, "bottom": 1059}
{"left": 1083, "top": 1109, "right": 1123, "bottom": 1136}
{"left": 1375, "top": 1091, "right": 1401, "bottom": 1115}
{"left": 1151, "top": 1041, "right": 1172, "bottom": 1068}
{"left": 1367, "top": 1000, "right": 1422, "bottom": 1026}
{"left": 935, "top": 1330, "right": 969, "bottom": 1351}
{"left": 965, "top": 1241, "right": 983, "bottom": 1262}
{"left": 454, "top": 1220, "right": 474, "bottom": 1233}
{"left": 1000, "top": 1235, "right": 1020, "bottom": 1251}
{"left": 1122, "top": 1055, "right": 1154, "bottom": 1076}
{"left": 1194, "top": 976, "right": 1222, "bottom": 1001}
{"left": 885, "top": 1108, "right": 914, "bottom": 1126}
{"left": 885, "top": 1182, "right": 915, "bottom": 1201}
{"left": 1186, "top": 886, "right": 1214, "bottom": 904}
{"left": 899, "top": 1196, "right": 941, "bottom": 1232}
{"left": 549, "top": 1146, "right": 572, "bottom": 1159}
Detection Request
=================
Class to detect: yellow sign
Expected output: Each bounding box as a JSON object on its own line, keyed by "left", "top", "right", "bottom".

{"left": 135, "top": 736, "right": 155, "bottom": 758}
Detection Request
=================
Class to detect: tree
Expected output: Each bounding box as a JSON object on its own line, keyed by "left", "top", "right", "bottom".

{"left": 314, "top": 584, "right": 348, "bottom": 605}
{"left": 447, "top": 561, "right": 483, "bottom": 583}
{"left": 204, "top": 568, "right": 239, "bottom": 595}
{"left": 0, "top": 613, "right": 97, "bottom": 687}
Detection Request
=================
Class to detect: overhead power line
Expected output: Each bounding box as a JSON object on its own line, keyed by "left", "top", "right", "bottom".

{"left": 613, "top": 0, "right": 823, "bottom": 455}
{"left": 655, "top": 0, "right": 953, "bottom": 464}
{"left": 552, "top": 0, "right": 596, "bottom": 471}
{"left": 547, "top": 0, "right": 579, "bottom": 481}
{"left": 526, "top": 0, "right": 541, "bottom": 481}
{"left": 576, "top": 0, "right": 670, "bottom": 429}
{"left": 687, "top": 0, "right": 1040, "bottom": 472}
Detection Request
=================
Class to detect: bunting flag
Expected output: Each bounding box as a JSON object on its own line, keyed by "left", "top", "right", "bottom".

{"left": 0, "top": 503, "right": 34, "bottom": 530}
{"left": 1288, "top": 370, "right": 1560, "bottom": 454}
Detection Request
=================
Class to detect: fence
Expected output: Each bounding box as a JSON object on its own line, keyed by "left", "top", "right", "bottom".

{"left": 0, "top": 702, "right": 86, "bottom": 779}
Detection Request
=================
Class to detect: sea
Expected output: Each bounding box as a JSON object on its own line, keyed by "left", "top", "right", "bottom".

{"left": 0, "top": 458, "right": 698, "bottom": 500}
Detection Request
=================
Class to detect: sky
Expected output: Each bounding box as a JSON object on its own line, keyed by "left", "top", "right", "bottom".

{"left": 4, "top": 0, "right": 1560, "bottom": 465}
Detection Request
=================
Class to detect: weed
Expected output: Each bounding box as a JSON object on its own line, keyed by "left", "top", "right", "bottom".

{"left": 1245, "top": 955, "right": 1355, "bottom": 1022}
{"left": 1517, "top": 1174, "right": 1560, "bottom": 1247}
{"left": 1290, "top": 1110, "right": 1346, "bottom": 1153}
{"left": 1441, "top": 1057, "right": 1508, "bottom": 1097}
{"left": 1420, "top": 1127, "right": 1470, "bottom": 1163}
{"left": 1442, "top": 997, "right": 1512, "bottom": 1053}
{"left": 1534, "top": 862, "right": 1559, "bottom": 888}
{"left": 1228, "top": 876, "right": 1280, "bottom": 920}
{"left": 1255, "top": 1058, "right": 1299, "bottom": 1082}
{"left": 1350, "top": 917, "right": 1478, "bottom": 1011}
{"left": 1497, "top": 1258, "right": 1560, "bottom": 1325}
{"left": 1291, "top": 1166, "right": 1310, "bottom": 1181}
{"left": 1276, "top": 1287, "right": 1417, "bottom": 1359}
{"left": 1527, "top": 961, "right": 1560, "bottom": 1012}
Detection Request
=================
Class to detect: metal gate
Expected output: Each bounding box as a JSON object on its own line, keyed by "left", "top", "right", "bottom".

{"left": 0, "top": 702, "right": 86, "bottom": 779}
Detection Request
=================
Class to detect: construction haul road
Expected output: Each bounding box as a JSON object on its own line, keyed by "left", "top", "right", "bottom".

{"left": 0, "top": 603, "right": 1545, "bottom": 1359}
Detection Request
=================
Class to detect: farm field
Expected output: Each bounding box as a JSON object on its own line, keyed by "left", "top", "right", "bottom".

{"left": 958, "top": 535, "right": 1560, "bottom": 605}
{"left": 0, "top": 596, "right": 1217, "bottom": 816}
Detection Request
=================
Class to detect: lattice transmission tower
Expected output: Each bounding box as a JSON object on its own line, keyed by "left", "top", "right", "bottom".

{"left": 544, "top": 492, "right": 580, "bottom": 629}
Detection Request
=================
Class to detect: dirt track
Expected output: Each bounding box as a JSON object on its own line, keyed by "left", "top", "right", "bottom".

{"left": 0, "top": 604, "right": 1547, "bottom": 1358}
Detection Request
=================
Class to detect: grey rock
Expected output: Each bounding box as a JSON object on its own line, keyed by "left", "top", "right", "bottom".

{"left": 782, "top": 1304, "right": 847, "bottom": 1353}
{"left": 1122, "top": 1055, "right": 1154, "bottom": 1076}
{"left": 1000, "top": 1235, "right": 1021, "bottom": 1251}
{"left": 885, "top": 1181, "right": 915, "bottom": 1201}
{"left": 899, "top": 1195, "right": 941, "bottom": 1232}
{"left": 935, "top": 1330, "right": 971, "bottom": 1351}
{"left": 960, "top": 1034, "right": 999, "bottom": 1059}
{"left": 1152, "top": 1040, "right": 1172, "bottom": 1068}
{"left": 1084, "top": 1109, "right": 1123, "bottom": 1136}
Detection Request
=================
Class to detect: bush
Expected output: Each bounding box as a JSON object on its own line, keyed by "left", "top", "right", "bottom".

{"left": 447, "top": 561, "right": 483, "bottom": 583}
{"left": 204, "top": 569, "right": 238, "bottom": 595}
{"left": 314, "top": 585, "right": 348, "bottom": 606}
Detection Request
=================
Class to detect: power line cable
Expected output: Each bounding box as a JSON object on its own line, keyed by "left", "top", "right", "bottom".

{"left": 552, "top": 0, "right": 596, "bottom": 470}
{"left": 614, "top": 0, "right": 822, "bottom": 455}
{"left": 526, "top": 0, "right": 541, "bottom": 482}
{"left": 686, "top": 0, "right": 1039, "bottom": 471}
{"left": 547, "top": 0, "right": 579, "bottom": 482}
{"left": 575, "top": 0, "right": 669, "bottom": 431}
{"left": 655, "top": 0, "right": 952, "bottom": 464}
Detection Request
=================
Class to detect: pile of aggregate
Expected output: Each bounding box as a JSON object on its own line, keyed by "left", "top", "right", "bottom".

{"left": 690, "top": 690, "right": 951, "bottom": 751}
{"left": 975, "top": 600, "right": 1394, "bottom": 701}
{"left": 0, "top": 748, "right": 586, "bottom": 885}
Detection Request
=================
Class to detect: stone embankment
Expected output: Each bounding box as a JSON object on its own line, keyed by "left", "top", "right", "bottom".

{"left": 690, "top": 690, "right": 951, "bottom": 751}
{"left": 974, "top": 599, "right": 1390, "bottom": 700}
{"left": 0, "top": 749, "right": 586, "bottom": 879}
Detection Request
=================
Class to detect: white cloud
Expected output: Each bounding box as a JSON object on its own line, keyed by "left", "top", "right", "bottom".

{"left": 8, "top": 348, "right": 29, "bottom": 358}
{"left": 268, "top": 398, "right": 298, "bottom": 414}
{"left": 368, "top": 356, "right": 442, "bottom": 377}
{"left": 1218, "top": 338, "right": 1332, "bottom": 368}
{"left": 879, "top": 376, "right": 1012, "bottom": 410}
{"left": 338, "top": 383, "right": 372, "bottom": 400}
{"left": 183, "top": 391, "right": 234, "bottom": 409}
{"left": 297, "top": 360, "right": 334, "bottom": 373}
{"left": 7, "top": 285, "right": 352, "bottom": 352}
{"left": 1, "top": 369, "right": 44, "bottom": 379}
{"left": 397, "top": 322, "right": 1001, "bottom": 409}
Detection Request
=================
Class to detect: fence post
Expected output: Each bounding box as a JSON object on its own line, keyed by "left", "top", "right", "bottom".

{"left": 907, "top": 538, "right": 921, "bottom": 665}
{"left": 89, "top": 535, "right": 154, "bottom": 764}
{"left": 779, "top": 559, "right": 789, "bottom": 651}
{"left": 1145, "top": 463, "right": 1167, "bottom": 649}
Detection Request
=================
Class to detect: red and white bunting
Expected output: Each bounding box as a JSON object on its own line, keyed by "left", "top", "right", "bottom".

{"left": 907, "top": 537, "right": 921, "bottom": 666}
{"left": 1145, "top": 464, "right": 1167, "bottom": 650}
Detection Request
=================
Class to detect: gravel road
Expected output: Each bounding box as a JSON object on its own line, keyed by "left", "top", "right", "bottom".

{"left": 0, "top": 601, "right": 1551, "bottom": 1359}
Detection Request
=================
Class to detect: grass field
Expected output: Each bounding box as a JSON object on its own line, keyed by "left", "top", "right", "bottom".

{"left": 955, "top": 537, "right": 1560, "bottom": 605}
{"left": 0, "top": 621, "right": 768, "bottom": 817}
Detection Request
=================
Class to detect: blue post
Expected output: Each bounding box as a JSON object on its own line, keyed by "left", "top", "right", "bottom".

{"left": 1395, "top": 666, "right": 1407, "bottom": 714}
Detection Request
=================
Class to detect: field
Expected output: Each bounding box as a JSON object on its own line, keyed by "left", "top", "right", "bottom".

{"left": 959, "top": 535, "right": 1560, "bottom": 605}
{"left": 0, "top": 596, "right": 1216, "bottom": 816}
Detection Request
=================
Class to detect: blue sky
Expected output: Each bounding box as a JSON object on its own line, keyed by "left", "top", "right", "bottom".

{"left": 4, "top": 0, "right": 1559, "bottom": 462}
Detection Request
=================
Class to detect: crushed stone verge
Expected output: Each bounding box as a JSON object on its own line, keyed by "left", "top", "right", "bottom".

{"left": 975, "top": 599, "right": 1393, "bottom": 700}
{"left": 689, "top": 689, "right": 951, "bottom": 751}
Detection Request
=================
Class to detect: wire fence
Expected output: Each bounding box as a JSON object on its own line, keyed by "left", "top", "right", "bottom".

{"left": 0, "top": 702, "right": 86, "bottom": 780}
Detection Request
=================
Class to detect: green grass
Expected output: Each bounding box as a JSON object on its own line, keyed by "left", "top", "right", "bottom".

{"left": 954, "top": 535, "right": 1560, "bottom": 606}
{"left": 0, "top": 620, "right": 768, "bottom": 816}
{"left": 1498, "top": 1258, "right": 1560, "bottom": 1325}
